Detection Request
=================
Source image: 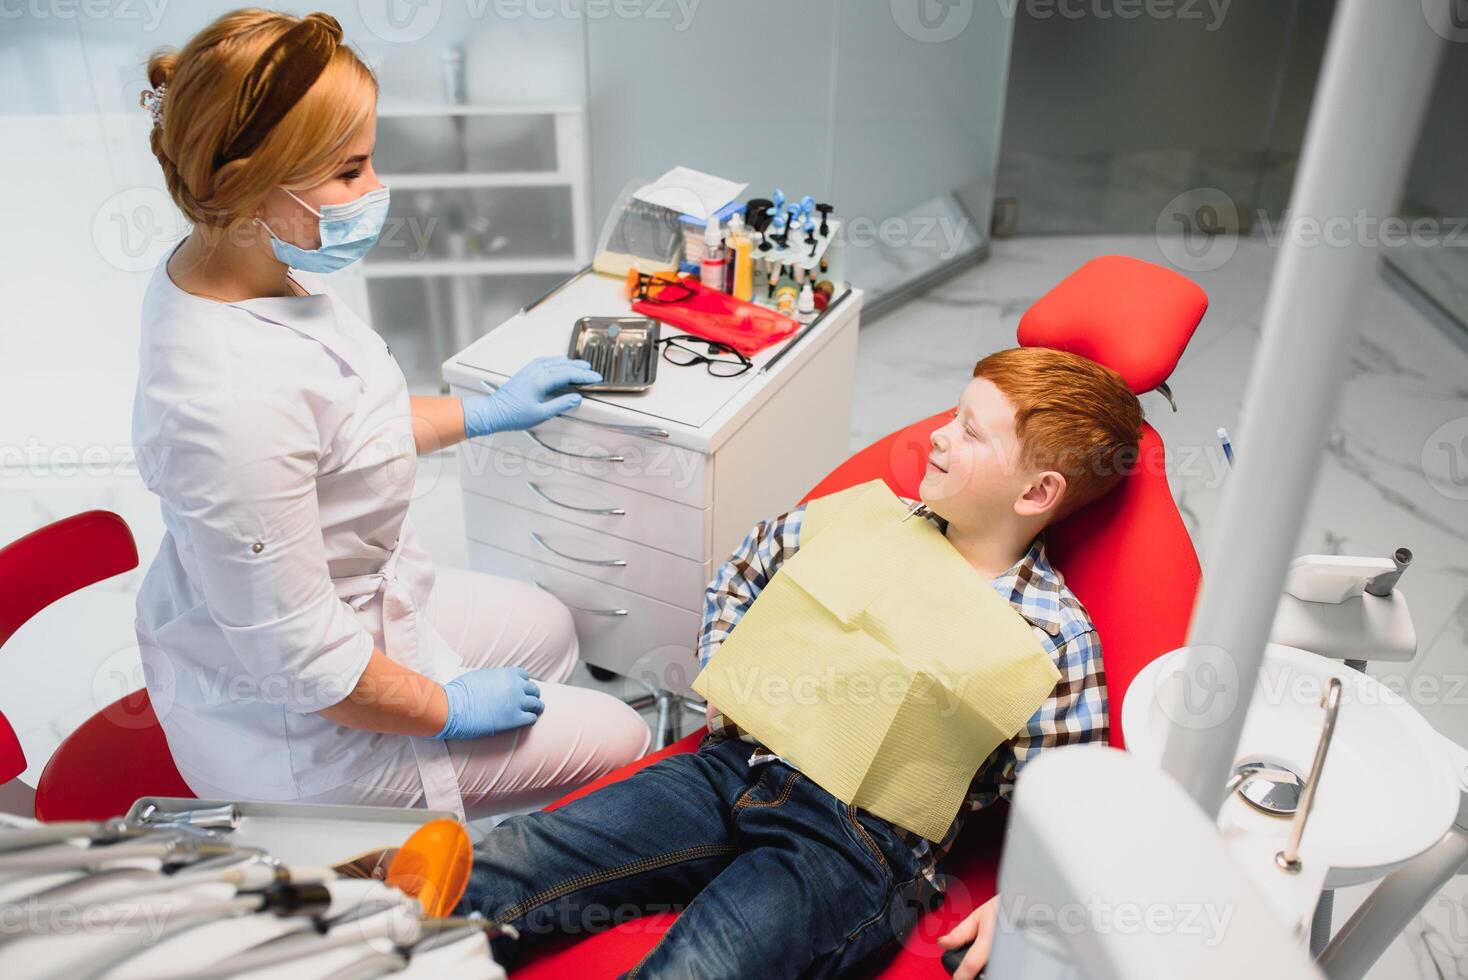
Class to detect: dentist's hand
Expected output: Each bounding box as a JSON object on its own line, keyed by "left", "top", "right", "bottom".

{"left": 430, "top": 666, "right": 544, "bottom": 741}
{"left": 461, "top": 356, "right": 601, "bottom": 439}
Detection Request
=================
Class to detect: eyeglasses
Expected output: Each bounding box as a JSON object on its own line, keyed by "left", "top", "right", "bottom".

{"left": 624, "top": 269, "right": 697, "bottom": 305}
{"left": 659, "top": 335, "right": 753, "bottom": 378}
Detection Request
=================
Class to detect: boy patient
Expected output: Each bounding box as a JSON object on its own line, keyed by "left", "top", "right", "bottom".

{"left": 457, "top": 347, "right": 1143, "bottom": 979}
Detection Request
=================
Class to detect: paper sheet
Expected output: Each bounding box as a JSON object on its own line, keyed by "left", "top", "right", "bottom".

{"left": 634, "top": 166, "right": 748, "bottom": 220}
{"left": 691, "top": 481, "right": 1061, "bottom": 841}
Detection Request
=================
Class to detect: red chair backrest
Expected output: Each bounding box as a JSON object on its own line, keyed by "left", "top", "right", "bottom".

{"left": 0, "top": 511, "right": 141, "bottom": 782}
{"left": 0, "top": 510, "right": 139, "bottom": 648}
{"left": 802, "top": 256, "right": 1207, "bottom": 749}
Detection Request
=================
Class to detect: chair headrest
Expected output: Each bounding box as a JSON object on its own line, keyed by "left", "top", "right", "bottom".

{"left": 1016, "top": 255, "right": 1207, "bottom": 395}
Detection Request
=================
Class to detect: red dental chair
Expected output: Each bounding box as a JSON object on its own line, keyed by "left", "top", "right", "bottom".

{"left": 510, "top": 254, "right": 1209, "bottom": 978}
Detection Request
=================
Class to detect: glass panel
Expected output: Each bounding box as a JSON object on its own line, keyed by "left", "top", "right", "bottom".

{"left": 375, "top": 113, "right": 561, "bottom": 176}
{"left": 828, "top": 4, "right": 1007, "bottom": 306}
{"left": 996, "top": 0, "right": 1336, "bottom": 235}
{"left": 365, "top": 185, "right": 578, "bottom": 267}
{"left": 1385, "top": 41, "right": 1468, "bottom": 331}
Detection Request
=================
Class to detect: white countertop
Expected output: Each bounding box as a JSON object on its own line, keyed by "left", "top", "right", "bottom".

{"left": 443, "top": 272, "right": 863, "bottom": 453}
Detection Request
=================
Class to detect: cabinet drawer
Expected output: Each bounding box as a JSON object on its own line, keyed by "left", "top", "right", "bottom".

{"left": 458, "top": 453, "right": 710, "bottom": 562}
{"left": 464, "top": 496, "right": 712, "bottom": 609}
{"left": 468, "top": 541, "right": 702, "bottom": 696}
{"left": 458, "top": 413, "right": 710, "bottom": 508}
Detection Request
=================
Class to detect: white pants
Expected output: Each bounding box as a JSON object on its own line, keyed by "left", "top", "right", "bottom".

{"left": 188, "top": 567, "right": 653, "bottom": 820}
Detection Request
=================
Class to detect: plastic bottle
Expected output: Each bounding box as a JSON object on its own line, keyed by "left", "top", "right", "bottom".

{"left": 700, "top": 215, "right": 727, "bottom": 292}
{"left": 728, "top": 212, "right": 756, "bottom": 301}
{"left": 796, "top": 282, "right": 816, "bottom": 324}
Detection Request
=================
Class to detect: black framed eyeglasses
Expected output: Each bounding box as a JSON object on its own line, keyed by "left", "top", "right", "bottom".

{"left": 659, "top": 335, "right": 753, "bottom": 378}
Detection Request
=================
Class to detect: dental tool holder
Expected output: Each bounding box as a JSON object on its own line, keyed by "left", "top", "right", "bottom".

{"left": 1269, "top": 551, "right": 1417, "bottom": 664}
{"left": 0, "top": 811, "right": 505, "bottom": 980}
{"left": 752, "top": 218, "right": 846, "bottom": 307}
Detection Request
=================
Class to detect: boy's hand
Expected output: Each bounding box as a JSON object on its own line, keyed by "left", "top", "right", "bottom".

{"left": 704, "top": 699, "right": 717, "bottom": 728}
{"left": 937, "top": 894, "right": 998, "bottom": 979}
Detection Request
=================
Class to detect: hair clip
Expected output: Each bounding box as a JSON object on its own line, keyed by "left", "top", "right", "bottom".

{"left": 139, "top": 84, "right": 166, "bottom": 128}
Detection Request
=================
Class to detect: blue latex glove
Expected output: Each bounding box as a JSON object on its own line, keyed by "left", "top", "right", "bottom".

{"left": 431, "top": 666, "right": 544, "bottom": 741}
{"left": 462, "top": 355, "right": 601, "bottom": 439}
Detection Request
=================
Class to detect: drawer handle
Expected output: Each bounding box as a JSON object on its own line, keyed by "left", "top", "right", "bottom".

{"left": 531, "top": 532, "right": 628, "bottom": 567}
{"left": 526, "top": 482, "right": 626, "bottom": 516}
{"left": 533, "top": 581, "right": 629, "bottom": 617}
{"left": 570, "top": 416, "right": 671, "bottom": 439}
{"left": 525, "top": 429, "right": 625, "bottom": 463}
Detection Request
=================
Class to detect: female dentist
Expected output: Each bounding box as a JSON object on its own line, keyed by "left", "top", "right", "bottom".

{"left": 130, "top": 9, "right": 651, "bottom": 821}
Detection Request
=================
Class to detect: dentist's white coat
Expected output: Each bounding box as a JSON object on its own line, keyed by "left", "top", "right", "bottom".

{"left": 131, "top": 241, "right": 470, "bottom": 816}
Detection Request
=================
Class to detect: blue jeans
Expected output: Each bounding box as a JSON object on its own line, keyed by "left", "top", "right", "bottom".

{"left": 456, "top": 734, "right": 940, "bottom": 978}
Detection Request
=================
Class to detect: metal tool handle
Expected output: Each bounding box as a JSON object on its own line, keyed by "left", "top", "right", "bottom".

{"left": 524, "top": 429, "right": 625, "bottom": 462}
{"left": 531, "top": 532, "right": 627, "bottom": 567}
{"left": 526, "top": 481, "right": 626, "bottom": 516}
{"left": 135, "top": 802, "right": 241, "bottom": 831}
{"left": 533, "top": 581, "right": 628, "bottom": 617}
{"left": 1277, "top": 677, "right": 1342, "bottom": 872}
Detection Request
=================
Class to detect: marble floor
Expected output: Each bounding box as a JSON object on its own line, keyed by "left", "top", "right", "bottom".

{"left": 3, "top": 233, "right": 1467, "bottom": 975}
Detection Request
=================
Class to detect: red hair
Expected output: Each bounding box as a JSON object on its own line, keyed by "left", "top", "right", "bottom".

{"left": 973, "top": 347, "right": 1143, "bottom": 522}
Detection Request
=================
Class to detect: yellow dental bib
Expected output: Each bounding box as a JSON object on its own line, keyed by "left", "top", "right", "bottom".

{"left": 691, "top": 480, "right": 1061, "bottom": 841}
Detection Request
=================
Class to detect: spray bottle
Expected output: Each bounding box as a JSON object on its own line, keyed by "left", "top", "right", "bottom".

{"left": 700, "top": 215, "right": 727, "bottom": 292}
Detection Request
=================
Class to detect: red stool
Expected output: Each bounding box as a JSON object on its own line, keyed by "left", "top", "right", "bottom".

{"left": 0, "top": 509, "right": 194, "bottom": 821}
{"left": 509, "top": 256, "right": 1208, "bottom": 978}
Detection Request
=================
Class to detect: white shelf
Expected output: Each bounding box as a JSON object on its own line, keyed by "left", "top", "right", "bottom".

{"left": 378, "top": 172, "right": 575, "bottom": 191}
{"left": 363, "top": 257, "right": 583, "bottom": 279}
{"left": 377, "top": 101, "right": 584, "bottom": 118}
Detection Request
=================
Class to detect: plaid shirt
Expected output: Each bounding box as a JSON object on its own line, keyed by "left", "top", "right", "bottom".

{"left": 696, "top": 497, "right": 1108, "bottom": 896}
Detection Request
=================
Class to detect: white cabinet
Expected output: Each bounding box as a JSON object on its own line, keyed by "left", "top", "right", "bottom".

{"left": 443, "top": 272, "right": 861, "bottom": 707}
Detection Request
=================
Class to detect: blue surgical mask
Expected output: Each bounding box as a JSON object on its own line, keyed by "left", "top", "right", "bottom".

{"left": 258, "top": 186, "right": 390, "bottom": 274}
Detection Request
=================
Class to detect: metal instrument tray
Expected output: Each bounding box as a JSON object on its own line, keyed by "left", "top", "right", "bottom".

{"left": 567, "top": 316, "right": 660, "bottom": 392}
{"left": 125, "top": 797, "right": 459, "bottom": 867}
